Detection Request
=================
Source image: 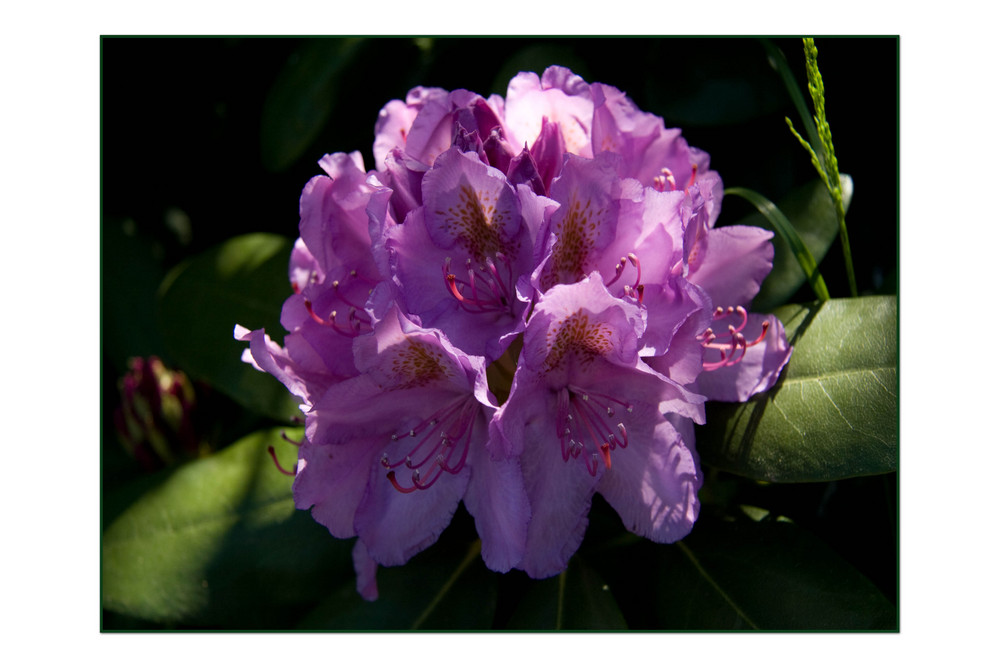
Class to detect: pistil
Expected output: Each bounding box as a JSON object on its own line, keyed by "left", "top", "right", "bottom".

{"left": 557, "top": 387, "right": 631, "bottom": 476}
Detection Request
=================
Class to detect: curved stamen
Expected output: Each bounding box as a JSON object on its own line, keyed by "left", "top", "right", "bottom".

{"left": 627, "top": 253, "right": 642, "bottom": 293}
{"left": 442, "top": 254, "right": 515, "bottom": 314}
{"left": 605, "top": 256, "right": 628, "bottom": 287}
{"left": 687, "top": 163, "right": 698, "bottom": 189}
{"left": 700, "top": 306, "right": 769, "bottom": 371}
{"left": 381, "top": 397, "right": 478, "bottom": 493}
{"left": 267, "top": 445, "right": 296, "bottom": 477}
{"left": 557, "top": 388, "right": 633, "bottom": 476}
{"left": 653, "top": 167, "right": 677, "bottom": 193}
{"left": 303, "top": 295, "right": 372, "bottom": 337}
{"left": 280, "top": 430, "right": 304, "bottom": 447}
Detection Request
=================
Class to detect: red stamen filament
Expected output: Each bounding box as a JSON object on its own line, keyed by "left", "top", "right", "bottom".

{"left": 381, "top": 397, "right": 478, "bottom": 493}
{"left": 267, "top": 445, "right": 296, "bottom": 477}
{"left": 281, "top": 430, "right": 303, "bottom": 447}
{"left": 443, "top": 255, "right": 514, "bottom": 314}
{"left": 558, "top": 388, "right": 630, "bottom": 477}
{"left": 301, "top": 270, "right": 373, "bottom": 337}
{"left": 606, "top": 253, "right": 645, "bottom": 304}
{"left": 699, "top": 306, "right": 770, "bottom": 371}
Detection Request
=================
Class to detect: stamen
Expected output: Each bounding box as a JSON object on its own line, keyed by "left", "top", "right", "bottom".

{"left": 267, "top": 446, "right": 296, "bottom": 477}
{"left": 382, "top": 397, "right": 477, "bottom": 492}
{"left": 386, "top": 470, "right": 419, "bottom": 494}
{"left": 700, "top": 306, "right": 769, "bottom": 371}
{"left": 280, "top": 430, "right": 303, "bottom": 447}
{"left": 605, "top": 256, "right": 628, "bottom": 287}
{"left": 557, "top": 387, "right": 635, "bottom": 476}
{"left": 442, "top": 253, "right": 515, "bottom": 314}
{"left": 303, "top": 296, "right": 371, "bottom": 337}
{"left": 653, "top": 167, "right": 677, "bottom": 192}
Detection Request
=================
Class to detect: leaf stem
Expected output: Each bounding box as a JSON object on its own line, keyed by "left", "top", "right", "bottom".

{"left": 410, "top": 539, "right": 482, "bottom": 630}
{"left": 790, "top": 38, "right": 858, "bottom": 297}
{"left": 556, "top": 569, "right": 567, "bottom": 630}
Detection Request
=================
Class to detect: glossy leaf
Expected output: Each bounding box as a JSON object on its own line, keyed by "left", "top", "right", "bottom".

{"left": 102, "top": 218, "right": 168, "bottom": 372}
{"left": 654, "top": 518, "right": 896, "bottom": 630}
{"left": 102, "top": 428, "right": 352, "bottom": 627}
{"left": 732, "top": 175, "right": 853, "bottom": 312}
{"left": 698, "top": 295, "right": 897, "bottom": 482}
{"left": 297, "top": 530, "right": 498, "bottom": 630}
{"left": 505, "top": 556, "right": 627, "bottom": 630}
{"left": 158, "top": 233, "right": 300, "bottom": 422}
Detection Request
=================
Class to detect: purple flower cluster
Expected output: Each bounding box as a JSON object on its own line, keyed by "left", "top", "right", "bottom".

{"left": 236, "top": 67, "right": 791, "bottom": 598}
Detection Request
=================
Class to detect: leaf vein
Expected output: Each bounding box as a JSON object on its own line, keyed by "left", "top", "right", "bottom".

{"left": 816, "top": 379, "right": 853, "bottom": 429}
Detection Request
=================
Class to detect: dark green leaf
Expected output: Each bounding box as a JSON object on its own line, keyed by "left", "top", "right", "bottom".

{"left": 733, "top": 175, "right": 853, "bottom": 312}
{"left": 101, "top": 428, "right": 352, "bottom": 627}
{"left": 655, "top": 518, "right": 896, "bottom": 630}
{"left": 644, "top": 40, "right": 786, "bottom": 126}
{"left": 260, "top": 38, "right": 366, "bottom": 173}
{"left": 157, "top": 232, "right": 300, "bottom": 422}
{"left": 726, "top": 185, "right": 830, "bottom": 303}
{"left": 505, "top": 557, "right": 627, "bottom": 630}
{"left": 298, "top": 535, "right": 498, "bottom": 630}
{"left": 102, "top": 218, "right": 168, "bottom": 371}
{"left": 699, "top": 295, "right": 898, "bottom": 482}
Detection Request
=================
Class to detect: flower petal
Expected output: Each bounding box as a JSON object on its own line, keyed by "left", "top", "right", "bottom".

{"left": 463, "top": 436, "right": 530, "bottom": 572}
{"left": 596, "top": 411, "right": 701, "bottom": 543}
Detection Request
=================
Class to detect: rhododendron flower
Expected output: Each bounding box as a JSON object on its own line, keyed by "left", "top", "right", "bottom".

{"left": 294, "top": 306, "right": 528, "bottom": 599}
{"left": 237, "top": 64, "right": 793, "bottom": 598}
{"left": 491, "top": 275, "right": 704, "bottom": 577}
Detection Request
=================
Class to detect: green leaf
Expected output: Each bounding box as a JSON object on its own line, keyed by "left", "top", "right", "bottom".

{"left": 505, "top": 556, "right": 627, "bottom": 630}
{"left": 698, "top": 295, "right": 898, "bottom": 482}
{"left": 102, "top": 428, "right": 352, "bottom": 627}
{"left": 644, "top": 40, "right": 787, "bottom": 126}
{"left": 297, "top": 533, "right": 498, "bottom": 630}
{"left": 729, "top": 176, "right": 852, "bottom": 312}
{"left": 260, "top": 38, "right": 366, "bottom": 173}
{"left": 101, "top": 218, "right": 168, "bottom": 371}
{"left": 725, "top": 186, "right": 830, "bottom": 303}
{"left": 655, "top": 518, "right": 896, "bottom": 630}
{"left": 158, "top": 232, "right": 300, "bottom": 422}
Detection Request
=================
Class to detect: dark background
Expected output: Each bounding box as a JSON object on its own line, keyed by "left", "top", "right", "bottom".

{"left": 101, "top": 37, "right": 898, "bottom": 628}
